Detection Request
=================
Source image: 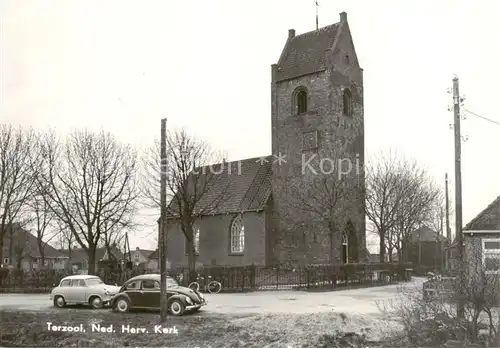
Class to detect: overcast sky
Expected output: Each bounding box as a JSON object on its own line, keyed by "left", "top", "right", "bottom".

{"left": 1, "top": 0, "right": 499, "bottom": 252}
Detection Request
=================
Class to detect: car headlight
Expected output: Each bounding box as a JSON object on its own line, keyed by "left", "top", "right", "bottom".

{"left": 104, "top": 289, "right": 109, "bottom": 296}
{"left": 198, "top": 292, "right": 204, "bottom": 299}
{"left": 185, "top": 296, "right": 193, "bottom": 304}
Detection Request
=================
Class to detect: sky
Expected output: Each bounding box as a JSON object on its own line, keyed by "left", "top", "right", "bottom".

{"left": 1, "top": 0, "right": 499, "bottom": 252}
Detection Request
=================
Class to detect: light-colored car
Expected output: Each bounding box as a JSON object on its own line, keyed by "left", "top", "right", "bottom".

{"left": 50, "top": 275, "right": 121, "bottom": 309}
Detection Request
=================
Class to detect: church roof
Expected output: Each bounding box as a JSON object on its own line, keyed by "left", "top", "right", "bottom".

{"left": 463, "top": 195, "right": 500, "bottom": 231}
{"left": 275, "top": 23, "right": 340, "bottom": 82}
{"left": 166, "top": 156, "right": 273, "bottom": 218}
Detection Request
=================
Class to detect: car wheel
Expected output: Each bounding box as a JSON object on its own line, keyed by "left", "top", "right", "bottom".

{"left": 53, "top": 295, "right": 66, "bottom": 308}
{"left": 169, "top": 299, "right": 185, "bottom": 316}
{"left": 89, "top": 296, "right": 103, "bottom": 309}
{"left": 114, "top": 298, "right": 130, "bottom": 313}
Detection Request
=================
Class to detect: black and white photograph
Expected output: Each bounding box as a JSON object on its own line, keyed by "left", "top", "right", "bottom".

{"left": 0, "top": 0, "right": 499, "bottom": 347}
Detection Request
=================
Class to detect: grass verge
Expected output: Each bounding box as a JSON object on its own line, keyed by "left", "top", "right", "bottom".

{"left": 0, "top": 309, "right": 400, "bottom": 347}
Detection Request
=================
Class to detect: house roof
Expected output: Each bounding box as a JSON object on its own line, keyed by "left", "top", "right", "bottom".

{"left": 463, "top": 196, "right": 500, "bottom": 231}
{"left": 133, "top": 248, "right": 154, "bottom": 259}
{"left": 409, "top": 226, "right": 448, "bottom": 243}
{"left": 148, "top": 249, "right": 158, "bottom": 259}
{"left": 275, "top": 23, "right": 340, "bottom": 82}
{"left": 2, "top": 224, "right": 65, "bottom": 258}
{"left": 166, "top": 156, "right": 273, "bottom": 219}
{"left": 60, "top": 245, "right": 124, "bottom": 262}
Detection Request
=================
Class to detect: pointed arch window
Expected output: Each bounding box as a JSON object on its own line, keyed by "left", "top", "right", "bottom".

{"left": 343, "top": 88, "right": 353, "bottom": 117}
{"left": 185, "top": 223, "right": 200, "bottom": 256}
{"left": 293, "top": 87, "right": 308, "bottom": 115}
{"left": 229, "top": 214, "right": 245, "bottom": 254}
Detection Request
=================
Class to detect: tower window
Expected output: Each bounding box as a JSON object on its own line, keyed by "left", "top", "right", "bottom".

{"left": 343, "top": 88, "right": 353, "bottom": 117}
{"left": 344, "top": 55, "right": 350, "bottom": 64}
{"left": 294, "top": 88, "right": 308, "bottom": 114}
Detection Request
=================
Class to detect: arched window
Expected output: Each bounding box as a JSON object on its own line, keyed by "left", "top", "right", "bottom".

{"left": 343, "top": 88, "right": 352, "bottom": 117}
{"left": 185, "top": 223, "right": 200, "bottom": 255}
{"left": 294, "top": 87, "right": 308, "bottom": 114}
{"left": 230, "top": 215, "right": 245, "bottom": 253}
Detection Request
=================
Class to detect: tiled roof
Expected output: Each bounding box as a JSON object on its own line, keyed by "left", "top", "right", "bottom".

{"left": 167, "top": 156, "right": 273, "bottom": 218}
{"left": 2, "top": 224, "right": 65, "bottom": 258}
{"left": 463, "top": 196, "right": 500, "bottom": 231}
{"left": 275, "top": 23, "right": 340, "bottom": 82}
{"left": 409, "top": 226, "right": 448, "bottom": 243}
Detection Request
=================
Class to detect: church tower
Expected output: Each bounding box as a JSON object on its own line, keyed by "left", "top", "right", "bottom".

{"left": 270, "top": 12, "right": 366, "bottom": 264}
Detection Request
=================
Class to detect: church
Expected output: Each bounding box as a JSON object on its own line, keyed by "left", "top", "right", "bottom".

{"left": 163, "top": 12, "right": 367, "bottom": 268}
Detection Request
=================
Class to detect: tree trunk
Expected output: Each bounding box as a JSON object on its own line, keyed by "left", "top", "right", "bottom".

{"left": 8, "top": 233, "right": 13, "bottom": 266}
{"left": 38, "top": 241, "right": 46, "bottom": 270}
{"left": 87, "top": 245, "right": 97, "bottom": 275}
{"left": 188, "top": 243, "right": 196, "bottom": 281}
{"left": 185, "top": 224, "right": 197, "bottom": 283}
{"left": 379, "top": 231, "right": 385, "bottom": 263}
{"left": 67, "top": 245, "right": 72, "bottom": 271}
{"left": 0, "top": 238, "right": 4, "bottom": 267}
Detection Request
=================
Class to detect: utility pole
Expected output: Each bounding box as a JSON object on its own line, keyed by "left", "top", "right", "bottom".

{"left": 314, "top": 0, "right": 319, "bottom": 30}
{"left": 445, "top": 173, "right": 451, "bottom": 241}
{"left": 159, "top": 118, "right": 168, "bottom": 322}
{"left": 452, "top": 76, "right": 465, "bottom": 320}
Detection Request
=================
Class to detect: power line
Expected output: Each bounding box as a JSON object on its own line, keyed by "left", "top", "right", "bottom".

{"left": 463, "top": 109, "right": 500, "bottom": 126}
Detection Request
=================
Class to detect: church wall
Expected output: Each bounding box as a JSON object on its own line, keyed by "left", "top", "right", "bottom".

{"left": 165, "top": 210, "right": 268, "bottom": 268}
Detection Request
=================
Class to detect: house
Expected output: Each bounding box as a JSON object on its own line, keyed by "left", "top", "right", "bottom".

{"left": 60, "top": 244, "right": 124, "bottom": 274}
{"left": 461, "top": 196, "right": 500, "bottom": 276}
{"left": 406, "top": 226, "right": 448, "bottom": 270}
{"left": 163, "top": 12, "right": 366, "bottom": 268}
{"left": 1, "top": 224, "right": 68, "bottom": 270}
{"left": 130, "top": 247, "right": 156, "bottom": 269}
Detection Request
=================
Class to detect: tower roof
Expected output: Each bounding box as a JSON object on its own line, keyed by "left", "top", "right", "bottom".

{"left": 275, "top": 22, "right": 340, "bottom": 82}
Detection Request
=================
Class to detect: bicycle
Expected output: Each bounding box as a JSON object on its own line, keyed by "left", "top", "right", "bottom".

{"left": 188, "top": 274, "right": 222, "bottom": 293}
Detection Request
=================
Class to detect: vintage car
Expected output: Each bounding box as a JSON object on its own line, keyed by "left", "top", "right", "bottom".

{"left": 50, "top": 275, "right": 121, "bottom": 309}
{"left": 110, "top": 274, "right": 206, "bottom": 316}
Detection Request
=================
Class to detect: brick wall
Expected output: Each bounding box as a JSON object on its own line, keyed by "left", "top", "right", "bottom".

{"left": 166, "top": 210, "right": 269, "bottom": 268}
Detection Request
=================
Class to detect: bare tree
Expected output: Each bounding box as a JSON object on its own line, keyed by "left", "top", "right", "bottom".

{"left": 142, "top": 129, "right": 227, "bottom": 280}
{"left": 365, "top": 151, "right": 405, "bottom": 263}
{"left": 0, "top": 125, "right": 39, "bottom": 265}
{"left": 37, "top": 129, "right": 139, "bottom": 274}
{"left": 391, "top": 163, "right": 441, "bottom": 263}
{"left": 366, "top": 152, "right": 440, "bottom": 263}
{"left": 26, "top": 185, "right": 58, "bottom": 269}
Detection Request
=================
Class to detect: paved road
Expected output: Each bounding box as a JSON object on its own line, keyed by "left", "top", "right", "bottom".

{"left": 0, "top": 278, "right": 424, "bottom": 315}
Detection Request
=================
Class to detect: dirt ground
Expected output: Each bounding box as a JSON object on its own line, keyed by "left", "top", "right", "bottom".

{"left": 0, "top": 309, "right": 401, "bottom": 347}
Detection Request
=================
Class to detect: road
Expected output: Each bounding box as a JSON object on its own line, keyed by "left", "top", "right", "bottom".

{"left": 0, "top": 278, "right": 424, "bottom": 315}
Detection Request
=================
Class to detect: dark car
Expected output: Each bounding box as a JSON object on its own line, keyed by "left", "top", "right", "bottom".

{"left": 110, "top": 274, "right": 206, "bottom": 316}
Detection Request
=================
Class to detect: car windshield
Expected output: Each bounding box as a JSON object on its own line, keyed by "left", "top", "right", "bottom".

{"left": 166, "top": 278, "right": 178, "bottom": 287}
{"left": 86, "top": 278, "right": 104, "bottom": 286}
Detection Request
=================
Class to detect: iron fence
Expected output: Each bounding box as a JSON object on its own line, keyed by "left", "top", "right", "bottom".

{"left": 0, "top": 262, "right": 412, "bottom": 293}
